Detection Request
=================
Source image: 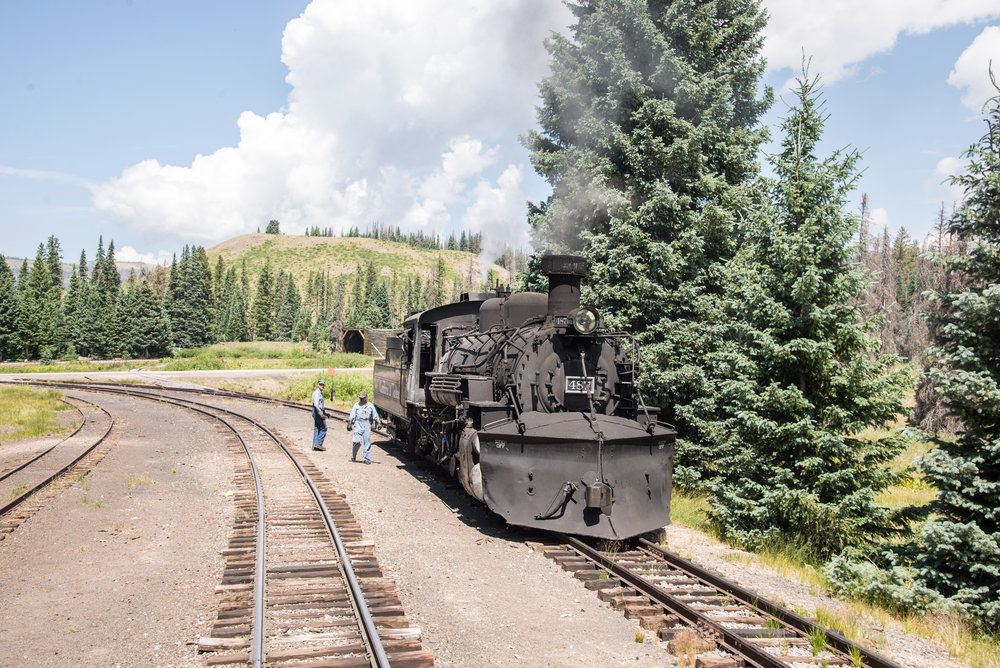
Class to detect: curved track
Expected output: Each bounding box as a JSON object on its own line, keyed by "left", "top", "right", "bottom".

{"left": 540, "top": 536, "right": 905, "bottom": 668}
{"left": 2, "top": 380, "right": 431, "bottom": 668}
{"left": 0, "top": 395, "right": 116, "bottom": 538}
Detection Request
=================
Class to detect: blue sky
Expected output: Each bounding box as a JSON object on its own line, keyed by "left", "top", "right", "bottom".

{"left": 1, "top": 0, "right": 998, "bottom": 266}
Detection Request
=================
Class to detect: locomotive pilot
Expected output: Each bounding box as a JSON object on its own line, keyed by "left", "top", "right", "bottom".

{"left": 348, "top": 391, "right": 381, "bottom": 464}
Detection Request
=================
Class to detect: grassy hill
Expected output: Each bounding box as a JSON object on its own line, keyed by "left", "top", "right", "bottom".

{"left": 206, "top": 233, "right": 512, "bottom": 292}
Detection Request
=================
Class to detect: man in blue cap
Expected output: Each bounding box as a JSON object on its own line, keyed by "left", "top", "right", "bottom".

{"left": 311, "top": 379, "right": 327, "bottom": 451}
{"left": 348, "top": 391, "right": 381, "bottom": 464}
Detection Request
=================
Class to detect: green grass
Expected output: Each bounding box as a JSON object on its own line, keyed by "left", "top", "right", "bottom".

{"left": 0, "top": 341, "right": 374, "bottom": 374}
{"left": 669, "top": 489, "right": 711, "bottom": 532}
{"left": 277, "top": 371, "right": 374, "bottom": 410}
{"left": 160, "top": 342, "right": 372, "bottom": 372}
{"left": 0, "top": 358, "right": 161, "bottom": 374}
{"left": 0, "top": 386, "right": 75, "bottom": 444}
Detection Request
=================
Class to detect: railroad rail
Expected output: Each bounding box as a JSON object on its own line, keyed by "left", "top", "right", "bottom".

{"left": 538, "top": 536, "right": 905, "bottom": 668}
{"left": 0, "top": 397, "right": 86, "bottom": 482}
{"left": 0, "top": 395, "right": 115, "bottom": 538}
{"left": 1, "top": 380, "right": 431, "bottom": 668}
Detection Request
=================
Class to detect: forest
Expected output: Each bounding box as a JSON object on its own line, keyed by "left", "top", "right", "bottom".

{"left": 519, "top": 0, "right": 998, "bottom": 634}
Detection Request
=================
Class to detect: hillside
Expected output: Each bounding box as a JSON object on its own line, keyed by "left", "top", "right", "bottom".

{"left": 206, "top": 233, "right": 513, "bottom": 292}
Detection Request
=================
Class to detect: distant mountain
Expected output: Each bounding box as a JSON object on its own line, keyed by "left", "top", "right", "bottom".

{"left": 4, "top": 256, "right": 162, "bottom": 289}
{"left": 207, "top": 233, "right": 512, "bottom": 291}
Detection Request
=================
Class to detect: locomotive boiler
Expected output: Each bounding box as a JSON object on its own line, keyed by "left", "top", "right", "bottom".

{"left": 373, "top": 255, "right": 675, "bottom": 539}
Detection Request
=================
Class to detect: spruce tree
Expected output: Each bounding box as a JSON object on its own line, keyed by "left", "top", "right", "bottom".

{"left": 707, "top": 71, "right": 910, "bottom": 558}
{"left": 0, "top": 255, "right": 20, "bottom": 360}
{"left": 276, "top": 273, "right": 301, "bottom": 341}
{"left": 250, "top": 262, "right": 276, "bottom": 341}
{"left": 366, "top": 280, "right": 392, "bottom": 328}
{"left": 524, "top": 0, "right": 772, "bottom": 484}
{"left": 910, "top": 88, "right": 1000, "bottom": 628}
{"left": 130, "top": 279, "right": 172, "bottom": 357}
{"left": 19, "top": 245, "right": 55, "bottom": 359}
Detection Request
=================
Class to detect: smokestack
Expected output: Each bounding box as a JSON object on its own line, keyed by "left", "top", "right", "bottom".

{"left": 540, "top": 254, "right": 588, "bottom": 317}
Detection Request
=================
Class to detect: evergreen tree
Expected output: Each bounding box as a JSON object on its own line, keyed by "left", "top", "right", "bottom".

{"left": 265, "top": 219, "right": 281, "bottom": 234}
{"left": 327, "top": 274, "right": 347, "bottom": 351}
{"left": 366, "top": 280, "right": 392, "bottom": 328}
{"left": 193, "top": 246, "right": 216, "bottom": 343}
{"left": 106, "top": 273, "right": 136, "bottom": 357}
{"left": 429, "top": 256, "right": 446, "bottom": 308}
{"left": 910, "top": 88, "right": 1000, "bottom": 628}
{"left": 524, "top": 0, "right": 772, "bottom": 483}
{"left": 129, "top": 279, "right": 172, "bottom": 357}
{"left": 77, "top": 247, "right": 106, "bottom": 357}
{"left": 0, "top": 255, "right": 20, "bottom": 360}
{"left": 706, "top": 70, "right": 910, "bottom": 558}
{"left": 250, "top": 262, "right": 276, "bottom": 340}
{"left": 45, "top": 235, "right": 64, "bottom": 295}
{"left": 347, "top": 264, "right": 366, "bottom": 328}
{"left": 102, "top": 240, "right": 121, "bottom": 309}
{"left": 18, "top": 245, "right": 56, "bottom": 358}
{"left": 276, "top": 272, "right": 301, "bottom": 341}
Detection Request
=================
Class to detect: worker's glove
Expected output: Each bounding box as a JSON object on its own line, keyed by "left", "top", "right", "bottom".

{"left": 346, "top": 422, "right": 353, "bottom": 431}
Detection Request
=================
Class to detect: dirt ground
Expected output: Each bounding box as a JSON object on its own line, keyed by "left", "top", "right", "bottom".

{"left": 0, "top": 380, "right": 974, "bottom": 667}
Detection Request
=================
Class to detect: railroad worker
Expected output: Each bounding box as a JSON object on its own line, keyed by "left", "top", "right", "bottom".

{"left": 311, "top": 379, "right": 328, "bottom": 451}
{"left": 348, "top": 391, "right": 381, "bottom": 464}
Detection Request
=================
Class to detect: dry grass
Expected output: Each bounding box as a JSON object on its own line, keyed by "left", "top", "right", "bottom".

{"left": 0, "top": 386, "right": 74, "bottom": 444}
{"left": 667, "top": 627, "right": 717, "bottom": 667}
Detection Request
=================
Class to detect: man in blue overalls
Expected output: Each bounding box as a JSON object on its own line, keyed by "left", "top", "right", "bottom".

{"left": 311, "top": 379, "right": 327, "bottom": 451}
{"left": 348, "top": 391, "right": 381, "bottom": 464}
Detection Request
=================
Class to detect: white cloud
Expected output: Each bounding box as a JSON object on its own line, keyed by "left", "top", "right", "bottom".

{"left": 932, "top": 155, "right": 968, "bottom": 205}
{"left": 115, "top": 245, "right": 172, "bottom": 266}
{"left": 93, "top": 0, "right": 572, "bottom": 249}
{"left": 764, "top": 1, "right": 1000, "bottom": 85}
{"left": 948, "top": 25, "right": 1000, "bottom": 110}
{"left": 869, "top": 207, "right": 890, "bottom": 232}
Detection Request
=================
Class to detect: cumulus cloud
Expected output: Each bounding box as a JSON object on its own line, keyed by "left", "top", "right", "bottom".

{"left": 115, "top": 245, "right": 173, "bottom": 266}
{"left": 93, "top": 0, "right": 571, "bottom": 252}
{"left": 948, "top": 25, "right": 1000, "bottom": 110}
{"left": 932, "top": 155, "right": 968, "bottom": 205}
{"left": 764, "top": 1, "right": 1000, "bottom": 84}
{"left": 869, "top": 207, "right": 890, "bottom": 232}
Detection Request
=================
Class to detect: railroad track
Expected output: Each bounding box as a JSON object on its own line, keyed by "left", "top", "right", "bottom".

{"left": 1, "top": 380, "right": 433, "bottom": 668}
{"left": 0, "top": 395, "right": 116, "bottom": 540}
{"left": 536, "top": 536, "right": 905, "bottom": 668}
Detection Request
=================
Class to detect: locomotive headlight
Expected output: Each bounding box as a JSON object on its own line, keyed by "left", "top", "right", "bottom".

{"left": 572, "top": 307, "right": 599, "bottom": 334}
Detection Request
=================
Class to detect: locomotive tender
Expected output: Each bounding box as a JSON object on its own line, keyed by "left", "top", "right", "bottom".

{"left": 373, "top": 255, "right": 675, "bottom": 539}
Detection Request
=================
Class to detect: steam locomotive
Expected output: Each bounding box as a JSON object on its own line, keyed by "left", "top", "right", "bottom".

{"left": 373, "top": 255, "right": 675, "bottom": 539}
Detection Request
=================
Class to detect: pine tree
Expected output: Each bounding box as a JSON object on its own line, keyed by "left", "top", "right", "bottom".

{"left": 347, "top": 264, "right": 366, "bottom": 328}
{"left": 327, "top": 274, "right": 347, "bottom": 351}
{"left": 102, "top": 240, "right": 121, "bottom": 309}
{"left": 524, "top": 0, "right": 772, "bottom": 484}
{"left": 366, "top": 280, "right": 392, "bottom": 328}
{"left": 910, "top": 87, "right": 1000, "bottom": 628}
{"left": 19, "top": 245, "right": 56, "bottom": 359}
{"left": 130, "top": 279, "right": 172, "bottom": 357}
{"left": 706, "top": 70, "right": 910, "bottom": 558}
{"left": 250, "top": 262, "right": 276, "bottom": 341}
{"left": 276, "top": 272, "right": 301, "bottom": 341}
{"left": 193, "top": 246, "right": 216, "bottom": 343}
{"left": 0, "top": 255, "right": 21, "bottom": 360}
{"left": 106, "top": 273, "right": 136, "bottom": 357}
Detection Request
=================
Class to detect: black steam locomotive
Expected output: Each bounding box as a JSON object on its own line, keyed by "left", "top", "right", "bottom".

{"left": 373, "top": 255, "right": 675, "bottom": 539}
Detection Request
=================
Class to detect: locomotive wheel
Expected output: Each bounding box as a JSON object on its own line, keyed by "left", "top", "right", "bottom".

{"left": 405, "top": 420, "right": 418, "bottom": 455}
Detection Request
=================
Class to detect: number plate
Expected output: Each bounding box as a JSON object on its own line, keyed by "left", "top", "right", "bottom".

{"left": 565, "top": 376, "right": 595, "bottom": 394}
